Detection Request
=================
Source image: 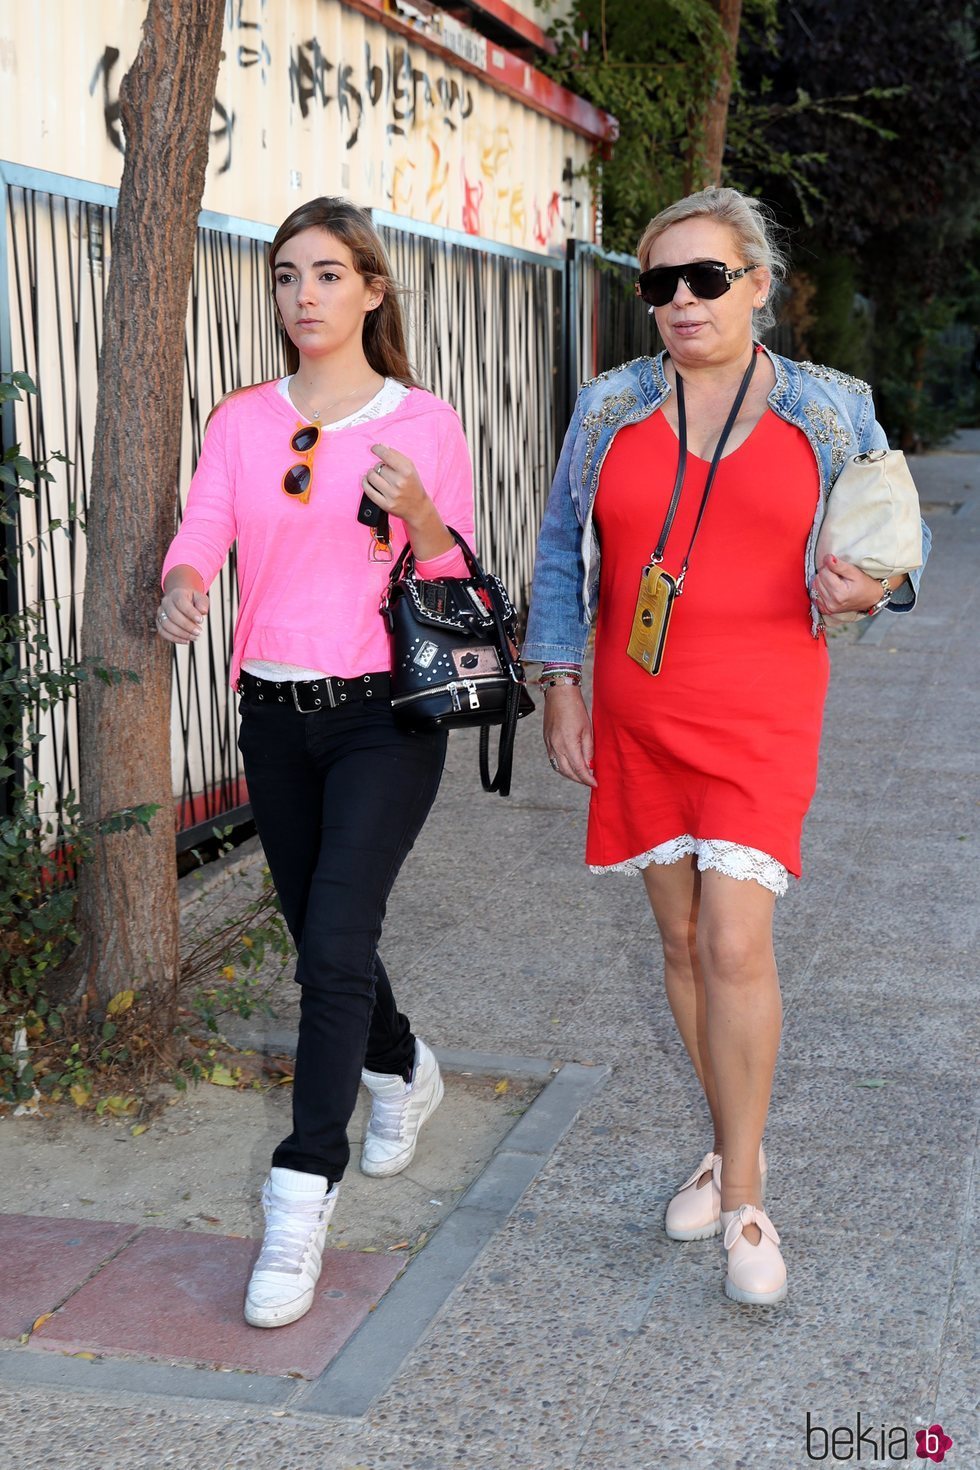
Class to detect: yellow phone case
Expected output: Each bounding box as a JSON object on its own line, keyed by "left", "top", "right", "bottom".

{"left": 626, "top": 565, "right": 678, "bottom": 676}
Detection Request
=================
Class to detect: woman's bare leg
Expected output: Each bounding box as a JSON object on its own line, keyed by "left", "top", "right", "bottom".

{"left": 642, "top": 860, "right": 722, "bottom": 1152}
{"left": 696, "top": 870, "right": 781, "bottom": 1242}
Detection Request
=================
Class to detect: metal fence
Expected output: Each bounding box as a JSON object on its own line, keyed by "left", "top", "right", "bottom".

{"left": 0, "top": 168, "right": 283, "bottom": 846}
{"left": 1, "top": 163, "right": 650, "bottom": 846}
{"left": 375, "top": 212, "right": 566, "bottom": 611}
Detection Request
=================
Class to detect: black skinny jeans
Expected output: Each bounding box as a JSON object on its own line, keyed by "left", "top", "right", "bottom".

{"left": 237, "top": 687, "right": 447, "bottom": 1185}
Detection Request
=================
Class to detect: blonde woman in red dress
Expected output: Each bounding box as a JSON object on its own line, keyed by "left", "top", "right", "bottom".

{"left": 524, "top": 188, "right": 929, "bottom": 1305}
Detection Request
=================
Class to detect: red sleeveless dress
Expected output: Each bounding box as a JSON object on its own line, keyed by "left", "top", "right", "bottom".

{"left": 585, "top": 407, "right": 829, "bottom": 879}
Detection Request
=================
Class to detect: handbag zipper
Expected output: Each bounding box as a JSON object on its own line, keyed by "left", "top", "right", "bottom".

{"left": 393, "top": 677, "right": 501, "bottom": 710}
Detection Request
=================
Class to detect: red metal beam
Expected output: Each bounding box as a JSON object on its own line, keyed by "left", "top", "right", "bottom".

{"left": 443, "top": 0, "right": 558, "bottom": 55}
{"left": 342, "top": 0, "right": 618, "bottom": 143}
{"left": 176, "top": 776, "right": 251, "bottom": 835}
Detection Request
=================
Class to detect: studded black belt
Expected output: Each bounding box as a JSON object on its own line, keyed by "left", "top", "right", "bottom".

{"left": 238, "top": 670, "right": 391, "bottom": 713}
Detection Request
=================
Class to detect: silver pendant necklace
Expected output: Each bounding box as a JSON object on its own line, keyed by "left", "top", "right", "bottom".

{"left": 289, "top": 374, "right": 382, "bottom": 423}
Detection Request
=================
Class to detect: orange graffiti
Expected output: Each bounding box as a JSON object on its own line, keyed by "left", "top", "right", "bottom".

{"left": 425, "top": 129, "right": 450, "bottom": 223}
{"left": 480, "top": 126, "right": 512, "bottom": 180}
{"left": 509, "top": 184, "right": 526, "bottom": 239}
{"left": 391, "top": 156, "right": 416, "bottom": 214}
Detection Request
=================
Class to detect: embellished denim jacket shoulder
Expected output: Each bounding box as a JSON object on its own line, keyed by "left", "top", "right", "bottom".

{"left": 522, "top": 348, "right": 931, "bottom": 665}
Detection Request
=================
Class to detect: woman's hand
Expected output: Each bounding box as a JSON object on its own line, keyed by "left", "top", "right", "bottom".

{"left": 363, "top": 444, "right": 431, "bottom": 527}
{"left": 543, "top": 685, "right": 598, "bottom": 788}
{"left": 811, "top": 553, "right": 899, "bottom": 617}
{"left": 363, "top": 444, "right": 455, "bottom": 561}
{"left": 156, "top": 585, "right": 209, "bottom": 644}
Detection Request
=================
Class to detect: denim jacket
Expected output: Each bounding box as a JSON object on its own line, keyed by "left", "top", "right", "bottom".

{"left": 523, "top": 348, "right": 931, "bottom": 665}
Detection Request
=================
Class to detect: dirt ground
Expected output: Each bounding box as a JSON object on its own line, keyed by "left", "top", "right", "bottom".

{"left": 1, "top": 840, "right": 543, "bottom": 1252}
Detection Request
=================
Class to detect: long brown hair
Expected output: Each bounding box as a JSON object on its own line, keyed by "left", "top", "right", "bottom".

{"left": 269, "top": 197, "right": 420, "bottom": 385}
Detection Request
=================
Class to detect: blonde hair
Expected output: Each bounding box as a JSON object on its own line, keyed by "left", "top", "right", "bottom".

{"left": 637, "top": 187, "right": 787, "bottom": 333}
{"left": 269, "top": 197, "right": 420, "bottom": 385}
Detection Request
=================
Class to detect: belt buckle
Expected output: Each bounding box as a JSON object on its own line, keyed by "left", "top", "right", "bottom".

{"left": 291, "top": 681, "right": 330, "bottom": 714}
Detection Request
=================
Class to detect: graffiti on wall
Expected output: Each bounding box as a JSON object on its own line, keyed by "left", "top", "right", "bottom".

{"left": 88, "top": 45, "right": 237, "bottom": 174}
{"left": 87, "top": 0, "right": 583, "bottom": 247}
{"left": 289, "top": 38, "right": 474, "bottom": 147}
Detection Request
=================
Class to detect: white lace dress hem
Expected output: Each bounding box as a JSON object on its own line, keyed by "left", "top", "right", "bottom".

{"left": 589, "top": 836, "right": 789, "bottom": 897}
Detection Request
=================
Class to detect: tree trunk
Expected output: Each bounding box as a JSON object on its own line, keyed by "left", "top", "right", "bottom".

{"left": 68, "top": 0, "right": 226, "bottom": 1038}
{"left": 687, "top": 0, "right": 743, "bottom": 190}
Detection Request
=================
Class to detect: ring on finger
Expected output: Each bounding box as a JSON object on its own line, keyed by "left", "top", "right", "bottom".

{"left": 549, "top": 755, "right": 560, "bottom": 772}
{"left": 158, "top": 608, "right": 168, "bottom": 623}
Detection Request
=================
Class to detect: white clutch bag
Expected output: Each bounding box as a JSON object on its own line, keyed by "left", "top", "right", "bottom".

{"left": 815, "top": 448, "right": 923, "bottom": 626}
{"left": 816, "top": 448, "right": 923, "bottom": 580}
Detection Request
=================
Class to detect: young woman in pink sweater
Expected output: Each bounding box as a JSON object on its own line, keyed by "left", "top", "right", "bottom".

{"left": 157, "top": 198, "right": 475, "bottom": 1329}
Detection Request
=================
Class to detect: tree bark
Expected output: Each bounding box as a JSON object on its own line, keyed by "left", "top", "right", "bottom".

{"left": 687, "top": 0, "right": 743, "bottom": 190}
{"left": 68, "top": 0, "right": 226, "bottom": 1036}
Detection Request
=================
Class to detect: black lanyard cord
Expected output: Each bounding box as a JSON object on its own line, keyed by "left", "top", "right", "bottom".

{"left": 650, "top": 349, "right": 759, "bottom": 590}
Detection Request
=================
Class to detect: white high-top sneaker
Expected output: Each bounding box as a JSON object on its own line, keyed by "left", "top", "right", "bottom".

{"left": 360, "top": 1038, "right": 443, "bottom": 1177}
{"left": 244, "top": 1167, "right": 339, "bottom": 1328}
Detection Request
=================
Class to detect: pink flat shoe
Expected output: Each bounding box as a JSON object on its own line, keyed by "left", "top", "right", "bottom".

{"left": 720, "top": 1203, "right": 787, "bottom": 1305}
{"left": 664, "top": 1151, "right": 722, "bottom": 1240}
{"left": 665, "top": 1146, "right": 768, "bottom": 1242}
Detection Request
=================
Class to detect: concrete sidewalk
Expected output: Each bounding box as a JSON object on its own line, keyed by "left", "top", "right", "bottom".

{"left": 0, "top": 439, "right": 976, "bottom": 1469}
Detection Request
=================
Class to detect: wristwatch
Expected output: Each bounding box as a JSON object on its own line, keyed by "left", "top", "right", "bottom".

{"left": 864, "top": 578, "right": 893, "bottom": 617}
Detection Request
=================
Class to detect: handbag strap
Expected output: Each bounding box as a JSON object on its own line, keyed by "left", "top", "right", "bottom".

{"left": 478, "top": 681, "right": 523, "bottom": 796}
{"left": 386, "top": 525, "right": 488, "bottom": 590}
{"left": 652, "top": 348, "right": 758, "bottom": 591}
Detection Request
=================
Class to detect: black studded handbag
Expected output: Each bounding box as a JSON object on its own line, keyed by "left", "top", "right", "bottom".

{"left": 381, "top": 528, "right": 535, "bottom": 796}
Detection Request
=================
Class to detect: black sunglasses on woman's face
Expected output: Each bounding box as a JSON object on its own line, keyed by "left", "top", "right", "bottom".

{"left": 635, "top": 260, "right": 755, "bottom": 308}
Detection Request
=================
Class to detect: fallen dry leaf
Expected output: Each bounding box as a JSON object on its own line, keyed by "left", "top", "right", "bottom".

{"left": 494, "top": 1078, "right": 510, "bottom": 1095}
{"left": 208, "top": 1063, "right": 239, "bottom": 1087}
{"left": 31, "top": 1313, "right": 53, "bottom": 1332}
{"left": 106, "top": 989, "right": 135, "bottom": 1016}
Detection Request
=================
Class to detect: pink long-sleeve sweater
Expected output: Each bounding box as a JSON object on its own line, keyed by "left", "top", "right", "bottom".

{"left": 162, "top": 380, "right": 475, "bottom": 685}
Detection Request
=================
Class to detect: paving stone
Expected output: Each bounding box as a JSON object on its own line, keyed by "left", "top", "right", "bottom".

{"left": 576, "top": 1232, "right": 952, "bottom": 1469}
{"left": 29, "top": 1226, "right": 401, "bottom": 1378}
{"left": 0, "top": 1214, "right": 137, "bottom": 1340}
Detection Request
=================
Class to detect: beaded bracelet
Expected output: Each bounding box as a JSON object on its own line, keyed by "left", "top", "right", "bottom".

{"left": 538, "top": 671, "right": 583, "bottom": 691}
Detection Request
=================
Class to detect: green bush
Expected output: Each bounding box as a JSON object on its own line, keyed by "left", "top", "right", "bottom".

{"left": 0, "top": 373, "right": 155, "bottom": 1103}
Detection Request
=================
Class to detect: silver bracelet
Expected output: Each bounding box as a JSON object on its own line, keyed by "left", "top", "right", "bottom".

{"left": 864, "top": 578, "right": 893, "bottom": 617}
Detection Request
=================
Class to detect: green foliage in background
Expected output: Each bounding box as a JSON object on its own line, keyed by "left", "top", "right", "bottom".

{"left": 541, "top": 0, "right": 980, "bottom": 444}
